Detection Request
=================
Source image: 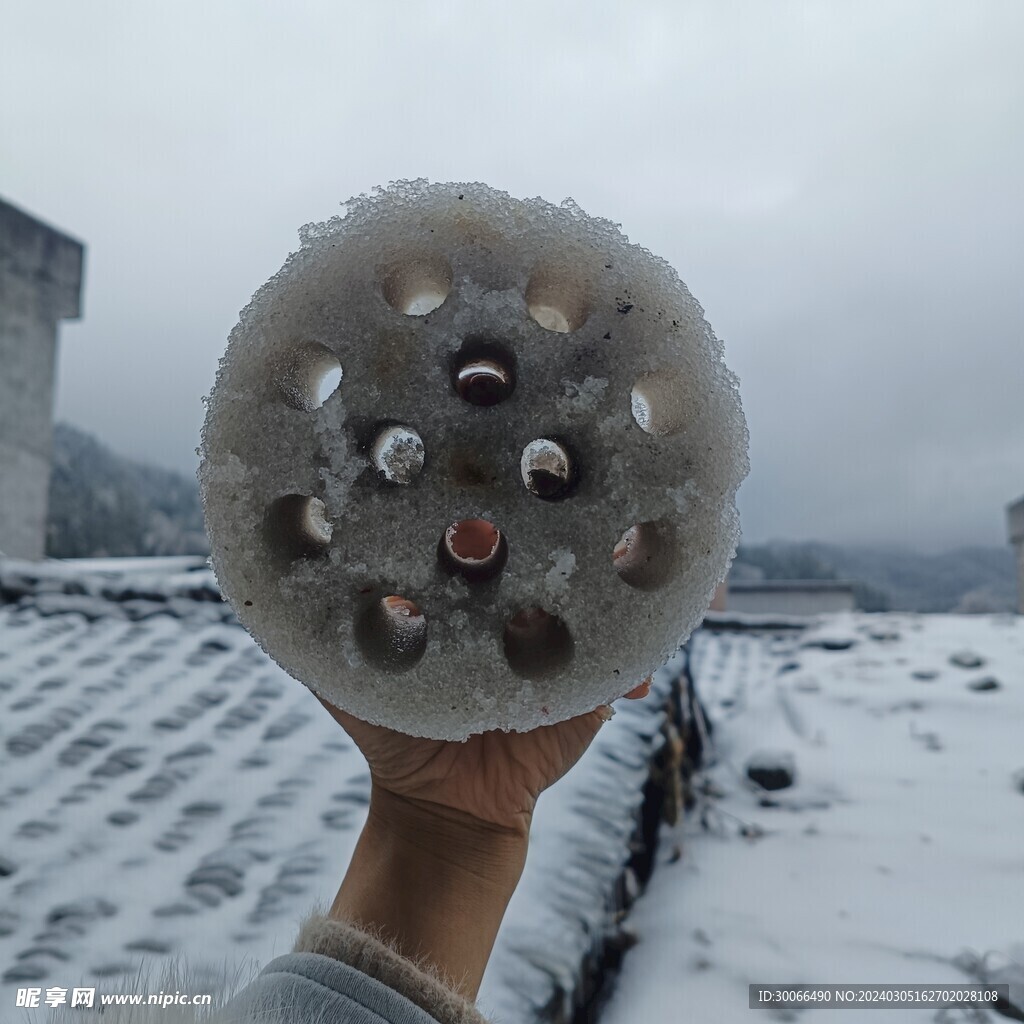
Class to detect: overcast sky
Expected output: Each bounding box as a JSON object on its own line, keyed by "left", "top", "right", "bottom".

{"left": 3, "top": 1, "right": 1022, "bottom": 550}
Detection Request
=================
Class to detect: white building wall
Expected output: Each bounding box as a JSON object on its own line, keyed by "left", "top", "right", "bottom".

{"left": 0, "top": 200, "right": 83, "bottom": 559}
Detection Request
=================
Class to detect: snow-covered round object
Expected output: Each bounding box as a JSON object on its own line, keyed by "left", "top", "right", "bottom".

{"left": 199, "top": 180, "right": 748, "bottom": 740}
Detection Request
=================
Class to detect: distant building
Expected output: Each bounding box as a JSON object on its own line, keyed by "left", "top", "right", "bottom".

{"left": 725, "top": 579, "right": 858, "bottom": 616}
{"left": 1009, "top": 496, "right": 1024, "bottom": 613}
{"left": 0, "top": 199, "right": 84, "bottom": 559}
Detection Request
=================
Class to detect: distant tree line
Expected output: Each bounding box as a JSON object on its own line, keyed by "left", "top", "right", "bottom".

{"left": 735, "top": 541, "right": 1016, "bottom": 613}
{"left": 46, "top": 423, "right": 208, "bottom": 558}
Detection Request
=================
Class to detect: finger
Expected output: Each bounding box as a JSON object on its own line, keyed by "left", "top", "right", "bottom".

{"left": 624, "top": 676, "right": 653, "bottom": 700}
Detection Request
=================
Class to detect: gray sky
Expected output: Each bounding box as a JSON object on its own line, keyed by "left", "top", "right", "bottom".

{"left": 3, "top": 1, "right": 1022, "bottom": 550}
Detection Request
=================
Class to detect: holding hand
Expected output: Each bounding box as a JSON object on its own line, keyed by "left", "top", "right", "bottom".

{"left": 317, "top": 667, "right": 651, "bottom": 998}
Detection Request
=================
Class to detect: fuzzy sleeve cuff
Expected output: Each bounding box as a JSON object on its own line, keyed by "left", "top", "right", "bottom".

{"left": 293, "top": 914, "right": 491, "bottom": 1024}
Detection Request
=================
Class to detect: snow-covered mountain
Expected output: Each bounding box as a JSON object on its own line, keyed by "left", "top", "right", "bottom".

{"left": 46, "top": 424, "right": 208, "bottom": 558}
{"left": 736, "top": 541, "right": 1017, "bottom": 613}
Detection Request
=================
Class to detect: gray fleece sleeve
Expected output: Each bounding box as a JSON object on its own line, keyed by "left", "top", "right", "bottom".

{"left": 222, "top": 915, "right": 490, "bottom": 1024}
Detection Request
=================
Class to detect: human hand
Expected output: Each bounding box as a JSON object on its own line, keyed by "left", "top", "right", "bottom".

{"left": 318, "top": 586, "right": 652, "bottom": 1000}
{"left": 320, "top": 524, "right": 652, "bottom": 837}
{"left": 318, "top": 668, "right": 651, "bottom": 839}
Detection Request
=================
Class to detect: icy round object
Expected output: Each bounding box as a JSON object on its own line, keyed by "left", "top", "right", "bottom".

{"left": 199, "top": 180, "right": 748, "bottom": 740}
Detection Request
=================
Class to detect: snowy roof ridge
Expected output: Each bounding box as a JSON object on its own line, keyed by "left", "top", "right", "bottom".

{"left": 0, "top": 557, "right": 227, "bottom": 624}
{"left": 703, "top": 609, "right": 813, "bottom": 631}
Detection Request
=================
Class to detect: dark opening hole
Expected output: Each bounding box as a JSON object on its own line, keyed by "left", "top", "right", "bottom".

{"left": 264, "top": 495, "right": 333, "bottom": 562}
{"left": 370, "top": 424, "right": 425, "bottom": 484}
{"left": 520, "top": 438, "right": 576, "bottom": 500}
{"left": 503, "top": 608, "right": 574, "bottom": 680}
{"left": 451, "top": 337, "right": 516, "bottom": 407}
{"left": 355, "top": 595, "right": 428, "bottom": 672}
{"left": 438, "top": 519, "right": 508, "bottom": 582}
{"left": 275, "top": 343, "right": 343, "bottom": 412}
{"left": 456, "top": 360, "right": 512, "bottom": 406}
{"left": 613, "top": 521, "right": 676, "bottom": 590}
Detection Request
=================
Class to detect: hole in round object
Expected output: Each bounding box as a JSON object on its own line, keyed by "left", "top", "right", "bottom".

{"left": 264, "top": 495, "right": 333, "bottom": 561}
{"left": 275, "top": 343, "right": 343, "bottom": 412}
{"left": 525, "top": 266, "right": 588, "bottom": 333}
{"left": 370, "top": 424, "right": 425, "bottom": 484}
{"left": 438, "top": 519, "right": 508, "bottom": 582}
{"left": 381, "top": 254, "right": 452, "bottom": 316}
{"left": 456, "top": 360, "right": 512, "bottom": 406}
{"left": 317, "top": 364, "right": 343, "bottom": 407}
{"left": 503, "top": 608, "right": 574, "bottom": 680}
{"left": 355, "top": 595, "right": 428, "bottom": 672}
{"left": 612, "top": 521, "right": 677, "bottom": 590}
{"left": 451, "top": 336, "right": 516, "bottom": 407}
{"left": 630, "top": 371, "right": 687, "bottom": 436}
{"left": 520, "top": 438, "right": 575, "bottom": 500}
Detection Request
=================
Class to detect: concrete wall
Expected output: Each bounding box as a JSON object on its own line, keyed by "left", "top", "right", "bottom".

{"left": 727, "top": 583, "right": 857, "bottom": 616}
{"left": 0, "top": 199, "right": 84, "bottom": 559}
{"left": 1009, "top": 497, "right": 1024, "bottom": 614}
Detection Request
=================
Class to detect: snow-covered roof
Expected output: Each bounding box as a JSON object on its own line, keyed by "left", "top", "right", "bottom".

{"left": 602, "top": 611, "right": 1024, "bottom": 1021}
{"left": 6, "top": 560, "right": 1020, "bottom": 1020}
{"left": 0, "top": 557, "right": 679, "bottom": 1022}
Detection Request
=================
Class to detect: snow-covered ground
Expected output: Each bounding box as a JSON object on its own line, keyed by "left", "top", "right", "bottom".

{"left": 0, "top": 558, "right": 675, "bottom": 1021}
{"left": 602, "top": 613, "right": 1024, "bottom": 1023}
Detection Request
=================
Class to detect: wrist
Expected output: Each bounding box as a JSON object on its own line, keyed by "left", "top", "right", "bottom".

{"left": 328, "top": 785, "right": 529, "bottom": 998}
{"left": 368, "top": 784, "right": 532, "bottom": 860}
